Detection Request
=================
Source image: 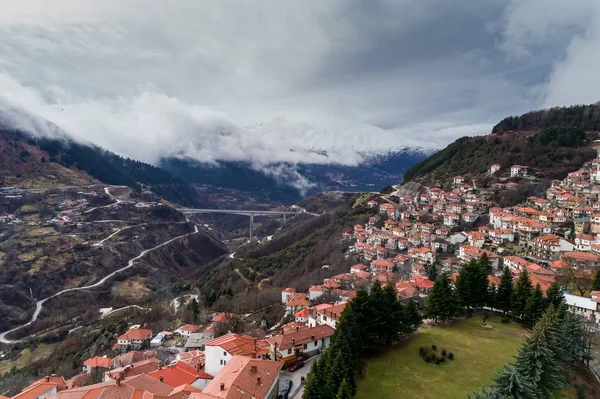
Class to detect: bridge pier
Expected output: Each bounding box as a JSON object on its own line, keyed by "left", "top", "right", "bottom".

{"left": 249, "top": 213, "right": 254, "bottom": 241}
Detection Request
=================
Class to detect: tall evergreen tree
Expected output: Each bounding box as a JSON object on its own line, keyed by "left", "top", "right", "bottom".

{"left": 591, "top": 269, "right": 600, "bottom": 291}
{"left": 523, "top": 284, "right": 546, "bottom": 327}
{"left": 379, "top": 283, "right": 405, "bottom": 345}
{"left": 545, "top": 282, "right": 565, "bottom": 310}
{"left": 493, "top": 365, "right": 537, "bottom": 399}
{"left": 487, "top": 283, "right": 498, "bottom": 310}
{"left": 496, "top": 266, "right": 513, "bottom": 315}
{"left": 511, "top": 270, "right": 533, "bottom": 318}
{"left": 335, "top": 378, "right": 353, "bottom": 399}
{"left": 428, "top": 263, "right": 438, "bottom": 281}
{"left": 515, "top": 313, "right": 564, "bottom": 398}
{"left": 425, "top": 272, "right": 457, "bottom": 322}
{"left": 455, "top": 258, "right": 488, "bottom": 311}
{"left": 402, "top": 299, "right": 423, "bottom": 334}
{"left": 479, "top": 252, "right": 493, "bottom": 275}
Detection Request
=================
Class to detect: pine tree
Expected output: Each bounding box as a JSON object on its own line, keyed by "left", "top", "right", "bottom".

{"left": 304, "top": 355, "right": 327, "bottom": 399}
{"left": 523, "top": 284, "right": 545, "bottom": 327}
{"left": 365, "top": 282, "right": 388, "bottom": 349}
{"left": 479, "top": 252, "right": 492, "bottom": 275}
{"left": 428, "top": 263, "right": 438, "bottom": 281}
{"left": 335, "top": 378, "right": 353, "bottom": 399}
{"left": 425, "top": 272, "right": 457, "bottom": 322}
{"left": 467, "top": 386, "right": 507, "bottom": 399}
{"left": 487, "top": 283, "right": 497, "bottom": 310}
{"left": 591, "top": 269, "right": 600, "bottom": 291}
{"left": 380, "top": 283, "right": 405, "bottom": 344}
{"left": 496, "top": 266, "right": 513, "bottom": 315}
{"left": 493, "top": 365, "right": 537, "bottom": 399}
{"left": 511, "top": 270, "right": 533, "bottom": 318}
{"left": 545, "top": 282, "right": 565, "bottom": 310}
{"left": 402, "top": 299, "right": 423, "bottom": 334}
{"left": 515, "top": 313, "right": 564, "bottom": 398}
{"left": 455, "top": 258, "right": 488, "bottom": 311}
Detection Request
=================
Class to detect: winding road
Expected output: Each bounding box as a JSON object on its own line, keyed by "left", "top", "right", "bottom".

{"left": 0, "top": 224, "right": 199, "bottom": 344}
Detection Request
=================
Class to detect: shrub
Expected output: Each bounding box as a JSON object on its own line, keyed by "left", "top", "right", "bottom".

{"left": 448, "top": 352, "right": 455, "bottom": 360}
{"left": 441, "top": 349, "right": 447, "bottom": 356}
{"left": 431, "top": 345, "right": 437, "bottom": 351}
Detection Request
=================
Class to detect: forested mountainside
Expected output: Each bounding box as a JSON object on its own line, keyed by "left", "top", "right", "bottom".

{"left": 404, "top": 103, "right": 600, "bottom": 184}
{"left": 0, "top": 129, "right": 205, "bottom": 207}
{"left": 197, "top": 191, "right": 377, "bottom": 306}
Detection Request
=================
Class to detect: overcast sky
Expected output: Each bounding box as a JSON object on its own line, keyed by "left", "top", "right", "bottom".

{"left": 0, "top": 0, "right": 599, "bottom": 166}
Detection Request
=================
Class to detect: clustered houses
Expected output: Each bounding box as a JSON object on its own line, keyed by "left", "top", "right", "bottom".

{"left": 340, "top": 156, "right": 600, "bottom": 327}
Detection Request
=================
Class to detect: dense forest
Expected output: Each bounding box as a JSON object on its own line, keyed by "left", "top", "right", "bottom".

{"left": 404, "top": 104, "right": 600, "bottom": 183}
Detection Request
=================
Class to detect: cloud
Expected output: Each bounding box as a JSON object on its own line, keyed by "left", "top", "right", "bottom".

{"left": 0, "top": 0, "right": 598, "bottom": 169}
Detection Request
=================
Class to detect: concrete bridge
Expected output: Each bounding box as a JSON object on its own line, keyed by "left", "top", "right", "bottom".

{"left": 176, "top": 208, "right": 299, "bottom": 240}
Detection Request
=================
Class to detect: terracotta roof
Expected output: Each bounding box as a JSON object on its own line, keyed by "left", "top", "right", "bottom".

{"left": 285, "top": 294, "right": 310, "bottom": 308}
{"left": 113, "top": 350, "right": 157, "bottom": 367}
{"left": 316, "top": 302, "right": 347, "bottom": 322}
{"left": 106, "top": 358, "right": 160, "bottom": 380}
{"left": 308, "top": 285, "right": 324, "bottom": 292}
{"left": 267, "top": 325, "right": 335, "bottom": 351}
{"left": 12, "top": 376, "right": 67, "bottom": 399}
{"left": 177, "top": 324, "right": 201, "bottom": 333}
{"left": 148, "top": 361, "right": 213, "bottom": 387}
{"left": 48, "top": 373, "right": 175, "bottom": 399}
{"left": 204, "top": 333, "right": 268, "bottom": 357}
{"left": 84, "top": 356, "right": 113, "bottom": 369}
{"left": 118, "top": 328, "right": 153, "bottom": 342}
{"left": 281, "top": 287, "right": 296, "bottom": 293}
{"left": 562, "top": 251, "right": 600, "bottom": 262}
{"left": 191, "top": 356, "right": 282, "bottom": 399}
{"left": 211, "top": 313, "right": 236, "bottom": 323}
{"left": 294, "top": 308, "right": 309, "bottom": 318}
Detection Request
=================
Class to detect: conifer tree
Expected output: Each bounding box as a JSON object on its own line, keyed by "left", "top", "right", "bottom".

{"left": 545, "top": 282, "right": 565, "bottom": 310}
{"left": 515, "top": 313, "right": 564, "bottom": 398}
{"left": 523, "top": 284, "right": 545, "bottom": 327}
{"left": 511, "top": 270, "right": 533, "bottom": 318}
{"left": 428, "top": 263, "right": 438, "bottom": 281}
{"left": 402, "top": 299, "right": 423, "bottom": 334}
{"left": 487, "top": 283, "right": 497, "bottom": 310}
{"left": 456, "top": 258, "right": 488, "bottom": 311}
{"left": 335, "top": 378, "right": 353, "bottom": 399}
{"left": 425, "top": 272, "right": 457, "bottom": 322}
{"left": 496, "top": 266, "right": 513, "bottom": 315}
{"left": 591, "top": 269, "right": 600, "bottom": 291}
{"left": 493, "top": 365, "right": 537, "bottom": 399}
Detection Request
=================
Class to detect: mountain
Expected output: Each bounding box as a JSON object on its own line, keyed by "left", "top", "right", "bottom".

{"left": 160, "top": 147, "right": 430, "bottom": 204}
{"left": 403, "top": 103, "right": 600, "bottom": 185}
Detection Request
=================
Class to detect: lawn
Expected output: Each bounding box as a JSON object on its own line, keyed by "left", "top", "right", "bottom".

{"left": 356, "top": 314, "right": 528, "bottom": 399}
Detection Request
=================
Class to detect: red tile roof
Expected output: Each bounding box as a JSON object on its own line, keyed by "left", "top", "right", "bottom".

{"left": 267, "top": 325, "right": 335, "bottom": 351}
{"left": 148, "top": 361, "right": 213, "bottom": 388}
{"left": 84, "top": 356, "right": 113, "bottom": 369}
{"left": 204, "top": 334, "right": 268, "bottom": 357}
{"left": 118, "top": 328, "right": 153, "bottom": 342}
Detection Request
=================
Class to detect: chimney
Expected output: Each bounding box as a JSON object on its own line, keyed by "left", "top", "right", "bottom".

{"left": 116, "top": 377, "right": 121, "bottom": 387}
{"left": 257, "top": 377, "right": 262, "bottom": 385}
{"left": 195, "top": 362, "right": 200, "bottom": 371}
{"left": 220, "top": 383, "right": 225, "bottom": 391}
{"left": 119, "top": 372, "right": 124, "bottom": 381}
{"left": 158, "top": 364, "right": 162, "bottom": 370}
{"left": 45, "top": 376, "right": 50, "bottom": 382}
{"left": 292, "top": 338, "right": 295, "bottom": 345}
{"left": 159, "top": 375, "right": 163, "bottom": 383}
{"left": 250, "top": 365, "right": 257, "bottom": 374}
{"left": 311, "top": 335, "right": 315, "bottom": 340}
{"left": 296, "top": 326, "right": 299, "bottom": 332}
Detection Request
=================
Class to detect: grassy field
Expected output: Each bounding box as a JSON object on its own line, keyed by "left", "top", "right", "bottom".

{"left": 356, "top": 314, "right": 528, "bottom": 399}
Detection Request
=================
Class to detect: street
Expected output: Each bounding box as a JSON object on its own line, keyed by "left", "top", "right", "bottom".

{"left": 278, "top": 355, "right": 320, "bottom": 399}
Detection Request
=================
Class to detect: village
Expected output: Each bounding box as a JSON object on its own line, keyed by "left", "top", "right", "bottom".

{"left": 6, "top": 157, "right": 600, "bottom": 399}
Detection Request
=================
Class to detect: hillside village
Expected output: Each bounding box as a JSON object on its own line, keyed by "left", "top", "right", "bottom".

{"left": 6, "top": 152, "right": 600, "bottom": 399}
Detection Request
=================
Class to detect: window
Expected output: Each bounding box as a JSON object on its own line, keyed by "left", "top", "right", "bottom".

{"left": 303, "top": 343, "right": 308, "bottom": 350}
{"left": 314, "top": 341, "right": 318, "bottom": 346}
{"left": 287, "top": 348, "right": 292, "bottom": 355}
{"left": 220, "top": 360, "right": 223, "bottom": 365}
{"left": 223, "top": 351, "right": 227, "bottom": 356}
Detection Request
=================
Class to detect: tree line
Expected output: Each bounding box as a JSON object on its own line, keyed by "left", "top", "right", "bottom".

{"left": 469, "top": 304, "right": 591, "bottom": 398}
{"left": 425, "top": 254, "right": 566, "bottom": 328}
{"left": 303, "top": 282, "right": 422, "bottom": 399}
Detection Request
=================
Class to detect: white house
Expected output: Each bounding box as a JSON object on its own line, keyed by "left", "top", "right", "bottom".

{"left": 453, "top": 176, "right": 465, "bottom": 185}
{"left": 511, "top": 165, "right": 530, "bottom": 177}
{"left": 117, "top": 328, "right": 152, "bottom": 349}
{"left": 281, "top": 287, "right": 296, "bottom": 304}
{"left": 174, "top": 324, "right": 201, "bottom": 338}
{"left": 308, "top": 285, "right": 325, "bottom": 301}
{"left": 266, "top": 324, "right": 334, "bottom": 362}
{"left": 490, "top": 164, "right": 501, "bottom": 174}
{"left": 565, "top": 294, "right": 599, "bottom": 326}
{"left": 203, "top": 333, "right": 268, "bottom": 377}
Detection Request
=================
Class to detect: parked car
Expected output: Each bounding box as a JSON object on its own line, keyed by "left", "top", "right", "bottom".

{"left": 288, "top": 360, "right": 305, "bottom": 372}
{"left": 282, "top": 379, "right": 293, "bottom": 393}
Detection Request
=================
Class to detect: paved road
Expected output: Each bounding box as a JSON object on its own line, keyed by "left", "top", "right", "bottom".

{"left": 0, "top": 224, "right": 199, "bottom": 344}
{"left": 279, "top": 355, "right": 320, "bottom": 399}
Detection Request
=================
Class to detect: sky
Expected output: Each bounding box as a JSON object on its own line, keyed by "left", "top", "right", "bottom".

{"left": 0, "top": 0, "right": 599, "bottom": 166}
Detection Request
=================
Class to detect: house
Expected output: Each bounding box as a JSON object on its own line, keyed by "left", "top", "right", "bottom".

{"left": 308, "top": 302, "right": 347, "bottom": 329}
{"left": 565, "top": 294, "right": 599, "bottom": 326}
{"left": 371, "top": 259, "right": 394, "bottom": 274}
{"left": 490, "top": 164, "right": 501, "bottom": 174}
{"left": 350, "top": 264, "right": 369, "bottom": 274}
{"left": 561, "top": 251, "right": 600, "bottom": 270}
{"left": 190, "top": 356, "right": 282, "bottom": 399}
{"left": 575, "top": 233, "right": 596, "bottom": 252}
{"left": 294, "top": 308, "right": 310, "bottom": 324}
{"left": 467, "top": 231, "right": 485, "bottom": 248}
{"left": 104, "top": 358, "right": 161, "bottom": 382}
{"left": 204, "top": 333, "right": 269, "bottom": 377}
{"left": 83, "top": 356, "right": 113, "bottom": 373}
{"left": 511, "top": 165, "right": 530, "bottom": 177}
{"left": 266, "top": 324, "right": 334, "bottom": 363}
{"left": 184, "top": 332, "right": 215, "bottom": 350}
{"left": 112, "top": 350, "right": 157, "bottom": 368}
{"left": 174, "top": 324, "right": 201, "bottom": 338}
{"left": 11, "top": 376, "right": 67, "bottom": 399}
{"left": 148, "top": 361, "right": 214, "bottom": 390}
{"left": 527, "top": 234, "right": 574, "bottom": 262}
{"left": 285, "top": 293, "right": 310, "bottom": 315}
{"left": 281, "top": 288, "right": 296, "bottom": 304}
{"left": 463, "top": 212, "right": 478, "bottom": 224}
{"left": 47, "top": 373, "right": 190, "bottom": 399}
{"left": 308, "top": 285, "right": 324, "bottom": 301}
{"left": 449, "top": 232, "right": 468, "bottom": 245}
{"left": 408, "top": 247, "right": 435, "bottom": 264}
{"left": 453, "top": 176, "right": 465, "bottom": 185}
{"left": 443, "top": 213, "right": 460, "bottom": 227}
{"left": 117, "top": 328, "right": 153, "bottom": 350}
